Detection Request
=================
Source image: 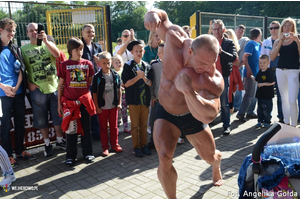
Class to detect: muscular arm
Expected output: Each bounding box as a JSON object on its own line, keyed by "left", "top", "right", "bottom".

{"left": 183, "top": 89, "right": 221, "bottom": 124}
{"left": 144, "top": 8, "right": 187, "bottom": 49}
{"left": 175, "top": 71, "right": 224, "bottom": 124}
{"left": 180, "top": 66, "right": 224, "bottom": 99}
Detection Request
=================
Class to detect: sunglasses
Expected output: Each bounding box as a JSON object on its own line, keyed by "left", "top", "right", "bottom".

{"left": 269, "top": 27, "right": 279, "bottom": 30}
{"left": 122, "top": 35, "right": 129, "bottom": 38}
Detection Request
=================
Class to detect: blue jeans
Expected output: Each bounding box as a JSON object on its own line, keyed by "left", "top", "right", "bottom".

{"left": 220, "top": 76, "right": 230, "bottom": 128}
{"left": 237, "top": 76, "right": 257, "bottom": 118}
{"left": 0, "top": 93, "right": 25, "bottom": 157}
{"left": 257, "top": 98, "right": 273, "bottom": 124}
{"left": 233, "top": 66, "right": 244, "bottom": 110}
{"left": 247, "top": 98, "right": 257, "bottom": 115}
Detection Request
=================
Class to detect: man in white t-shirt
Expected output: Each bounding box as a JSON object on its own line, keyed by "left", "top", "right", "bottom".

{"left": 114, "top": 29, "right": 136, "bottom": 63}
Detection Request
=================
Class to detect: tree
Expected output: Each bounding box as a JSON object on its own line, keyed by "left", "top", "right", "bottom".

{"left": 108, "top": 1, "right": 147, "bottom": 40}
{"left": 0, "top": 9, "right": 8, "bottom": 19}
{"left": 154, "top": 1, "right": 300, "bottom": 26}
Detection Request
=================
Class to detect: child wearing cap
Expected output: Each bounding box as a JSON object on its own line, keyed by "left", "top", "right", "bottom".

{"left": 121, "top": 40, "right": 154, "bottom": 157}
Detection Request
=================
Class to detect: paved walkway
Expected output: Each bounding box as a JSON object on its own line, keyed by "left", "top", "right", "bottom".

{"left": 1, "top": 97, "right": 284, "bottom": 199}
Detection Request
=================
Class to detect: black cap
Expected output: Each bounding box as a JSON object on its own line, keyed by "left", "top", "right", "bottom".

{"left": 127, "top": 40, "right": 144, "bottom": 51}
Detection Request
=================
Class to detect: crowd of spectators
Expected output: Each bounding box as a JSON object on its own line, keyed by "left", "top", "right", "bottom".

{"left": 1, "top": 15, "right": 300, "bottom": 188}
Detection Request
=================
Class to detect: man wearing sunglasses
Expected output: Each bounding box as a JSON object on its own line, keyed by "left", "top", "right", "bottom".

{"left": 260, "top": 21, "right": 283, "bottom": 123}
{"left": 114, "top": 29, "right": 136, "bottom": 63}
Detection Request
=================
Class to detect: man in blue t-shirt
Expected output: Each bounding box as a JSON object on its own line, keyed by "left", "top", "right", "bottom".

{"left": 237, "top": 28, "right": 262, "bottom": 122}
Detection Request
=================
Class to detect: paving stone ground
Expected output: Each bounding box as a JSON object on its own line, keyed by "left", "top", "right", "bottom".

{"left": 0, "top": 95, "right": 288, "bottom": 199}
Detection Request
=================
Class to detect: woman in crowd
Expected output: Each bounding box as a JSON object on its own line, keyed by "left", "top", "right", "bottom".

{"left": 142, "top": 31, "right": 162, "bottom": 64}
{"left": 225, "top": 29, "right": 243, "bottom": 114}
{"left": 270, "top": 17, "right": 300, "bottom": 127}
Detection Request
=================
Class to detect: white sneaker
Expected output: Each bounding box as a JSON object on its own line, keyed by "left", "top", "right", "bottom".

{"left": 0, "top": 173, "right": 16, "bottom": 187}
{"left": 147, "top": 127, "right": 151, "bottom": 134}
{"left": 177, "top": 137, "right": 184, "bottom": 144}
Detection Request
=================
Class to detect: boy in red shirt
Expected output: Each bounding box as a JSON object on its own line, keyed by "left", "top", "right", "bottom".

{"left": 57, "top": 37, "right": 96, "bottom": 166}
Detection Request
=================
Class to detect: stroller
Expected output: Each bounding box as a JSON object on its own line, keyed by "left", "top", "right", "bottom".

{"left": 238, "top": 122, "right": 300, "bottom": 199}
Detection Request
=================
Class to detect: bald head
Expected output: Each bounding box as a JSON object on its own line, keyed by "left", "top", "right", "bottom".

{"left": 27, "top": 22, "right": 37, "bottom": 32}
{"left": 191, "top": 34, "right": 219, "bottom": 60}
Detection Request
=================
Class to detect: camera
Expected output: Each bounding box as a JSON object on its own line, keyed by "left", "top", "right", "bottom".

{"left": 37, "top": 24, "right": 44, "bottom": 46}
{"left": 283, "top": 33, "right": 290, "bottom": 37}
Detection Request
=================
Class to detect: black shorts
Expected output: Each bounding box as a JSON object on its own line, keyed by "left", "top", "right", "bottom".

{"left": 154, "top": 102, "right": 208, "bottom": 136}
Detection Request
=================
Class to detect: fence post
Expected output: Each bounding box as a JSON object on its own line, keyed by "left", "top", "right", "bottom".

{"left": 234, "top": 15, "right": 236, "bottom": 30}
{"left": 105, "top": 5, "right": 112, "bottom": 55}
{"left": 264, "top": 16, "right": 268, "bottom": 40}
{"left": 196, "top": 11, "right": 200, "bottom": 36}
{"left": 8, "top": 1, "right": 12, "bottom": 19}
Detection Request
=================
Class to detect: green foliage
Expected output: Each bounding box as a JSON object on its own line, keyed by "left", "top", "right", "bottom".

{"left": 0, "top": 9, "right": 8, "bottom": 19}
{"left": 155, "top": 1, "right": 300, "bottom": 27}
{"left": 4, "top": 1, "right": 300, "bottom": 47}
{"left": 109, "top": 1, "right": 147, "bottom": 41}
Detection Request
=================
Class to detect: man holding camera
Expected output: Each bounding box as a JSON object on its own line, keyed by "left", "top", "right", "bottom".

{"left": 21, "top": 23, "right": 65, "bottom": 157}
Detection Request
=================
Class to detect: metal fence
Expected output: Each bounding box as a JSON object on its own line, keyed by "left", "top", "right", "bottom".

{"left": 0, "top": 1, "right": 112, "bottom": 148}
{"left": 0, "top": 1, "right": 112, "bottom": 54}
{"left": 190, "top": 11, "right": 289, "bottom": 39}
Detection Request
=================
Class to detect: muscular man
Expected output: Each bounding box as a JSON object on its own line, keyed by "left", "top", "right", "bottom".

{"left": 144, "top": 9, "right": 224, "bottom": 198}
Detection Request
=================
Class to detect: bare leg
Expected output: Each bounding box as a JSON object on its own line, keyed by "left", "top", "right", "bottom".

{"left": 54, "top": 125, "right": 63, "bottom": 137}
{"left": 154, "top": 119, "right": 181, "bottom": 199}
{"left": 40, "top": 127, "right": 49, "bottom": 140}
{"left": 186, "top": 126, "right": 223, "bottom": 186}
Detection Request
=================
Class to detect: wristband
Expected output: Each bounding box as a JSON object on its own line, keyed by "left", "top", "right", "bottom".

{"left": 146, "top": 79, "right": 150, "bottom": 85}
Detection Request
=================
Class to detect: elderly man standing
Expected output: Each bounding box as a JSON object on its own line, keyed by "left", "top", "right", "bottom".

{"left": 81, "top": 24, "right": 102, "bottom": 141}
{"left": 21, "top": 23, "right": 65, "bottom": 157}
{"left": 211, "top": 19, "right": 237, "bottom": 135}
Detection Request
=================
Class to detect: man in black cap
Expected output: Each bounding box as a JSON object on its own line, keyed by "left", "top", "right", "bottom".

{"left": 121, "top": 40, "right": 154, "bottom": 157}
